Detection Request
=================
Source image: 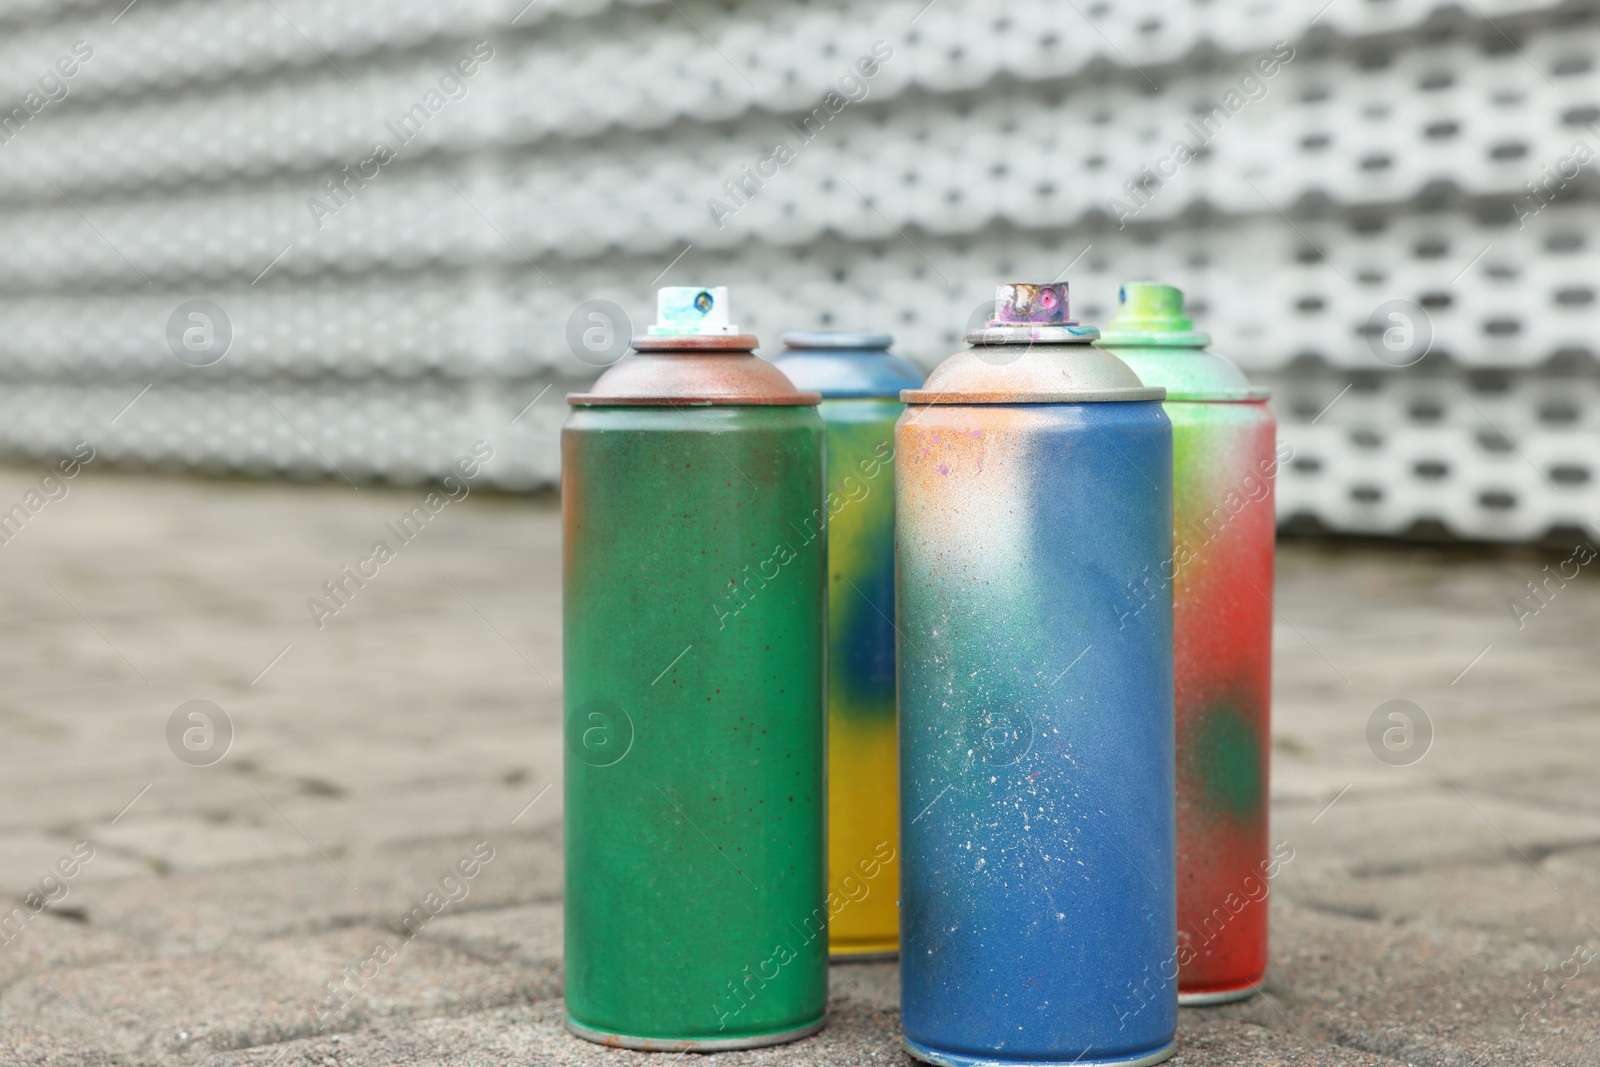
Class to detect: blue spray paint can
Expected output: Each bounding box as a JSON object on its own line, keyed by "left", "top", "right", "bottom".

{"left": 896, "top": 283, "right": 1177, "bottom": 1066}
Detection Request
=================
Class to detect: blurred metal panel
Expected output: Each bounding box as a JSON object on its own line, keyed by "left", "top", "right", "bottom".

{"left": 0, "top": 0, "right": 1593, "bottom": 538}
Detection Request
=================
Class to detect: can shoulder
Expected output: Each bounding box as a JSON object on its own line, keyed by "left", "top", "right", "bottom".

{"left": 771, "top": 350, "right": 926, "bottom": 398}
{"left": 1099, "top": 345, "right": 1268, "bottom": 402}
{"left": 564, "top": 404, "right": 826, "bottom": 433}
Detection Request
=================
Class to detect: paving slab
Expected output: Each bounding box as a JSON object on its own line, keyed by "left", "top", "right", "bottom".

{"left": 0, "top": 468, "right": 1594, "bottom": 1066}
{"left": 1213, "top": 901, "right": 1600, "bottom": 1067}
{"left": 64, "top": 828, "right": 563, "bottom": 956}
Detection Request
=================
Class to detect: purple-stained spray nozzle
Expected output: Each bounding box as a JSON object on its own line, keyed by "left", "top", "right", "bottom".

{"left": 990, "top": 282, "right": 1071, "bottom": 326}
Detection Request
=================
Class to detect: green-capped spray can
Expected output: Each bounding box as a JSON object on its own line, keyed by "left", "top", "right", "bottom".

{"left": 563, "top": 287, "right": 829, "bottom": 1050}
{"left": 1096, "top": 282, "right": 1277, "bottom": 1006}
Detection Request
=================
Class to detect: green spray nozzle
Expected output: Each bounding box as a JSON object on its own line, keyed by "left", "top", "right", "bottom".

{"left": 1108, "top": 282, "right": 1193, "bottom": 333}
{"left": 1095, "top": 280, "right": 1265, "bottom": 400}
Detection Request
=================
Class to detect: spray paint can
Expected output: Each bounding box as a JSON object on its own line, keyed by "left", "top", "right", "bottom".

{"left": 897, "top": 283, "right": 1177, "bottom": 1067}
{"left": 563, "top": 287, "right": 829, "bottom": 1050}
{"left": 1096, "top": 282, "right": 1276, "bottom": 1006}
{"left": 772, "top": 331, "right": 925, "bottom": 960}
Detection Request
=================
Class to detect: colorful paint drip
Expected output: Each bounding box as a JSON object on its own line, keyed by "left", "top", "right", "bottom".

{"left": 562, "top": 288, "right": 829, "bottom": 1050}
{"left": 896, "top": 283, "right": 1178, "bottom": 1067}
{"left": 1097, "top": 282, "right": 1277, "bottom": 1006}
{"left": 772, "top": 331, "right": 925, "bottom": 960}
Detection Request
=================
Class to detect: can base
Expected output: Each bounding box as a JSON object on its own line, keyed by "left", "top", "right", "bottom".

{"left": 902, "top": 1036, "right": 1176, "bottom": 1067}
{"left": 1178, "top": 982, "right": 1261, "bottom": 1007}
{"left": 830, "top": 948, "right": 899, "bottom": 963}
{"left": 566, "top": 1016, "right": 824, "bottom": 1052}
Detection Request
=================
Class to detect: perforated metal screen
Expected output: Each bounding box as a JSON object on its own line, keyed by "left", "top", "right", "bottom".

{"left": 0, "top": 0, "right": 1594, "bottom": 538}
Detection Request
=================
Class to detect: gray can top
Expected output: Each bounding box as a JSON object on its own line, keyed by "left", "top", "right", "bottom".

{"left": 903, "top": 283, "right": 1164, "bottom": 405}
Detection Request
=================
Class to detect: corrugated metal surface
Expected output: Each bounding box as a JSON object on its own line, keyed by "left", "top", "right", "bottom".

{"left": 0, "top": 0, "right": 1594, "bottom": 537}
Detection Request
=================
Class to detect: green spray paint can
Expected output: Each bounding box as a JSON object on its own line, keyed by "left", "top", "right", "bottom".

{"left": 563, "top": 286, "right": 829, "bottom": 1050}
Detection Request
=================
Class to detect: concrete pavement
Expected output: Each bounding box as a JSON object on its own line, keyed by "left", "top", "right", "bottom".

{"left": 0, "top": 468, "right": 1594, "bottom": 1066}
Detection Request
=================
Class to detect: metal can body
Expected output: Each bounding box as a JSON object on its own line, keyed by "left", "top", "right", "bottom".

{"left": 774, "top": 331, "right": 925, "bottom": 960}
{"left": 897, "top": 401, "right": 1177, "bottom": 1066}
{"left": 1097, "top": 281, "right": 1277, "bottom": 1006}
{"left": 563, "top": 403, "right": 828, "bottom": 1049}
{"left": 1166, "top": 400, "right": 1276, "bottom": 1001}
{"left": 817, "top": 396, "right": 903, "bottom": 957}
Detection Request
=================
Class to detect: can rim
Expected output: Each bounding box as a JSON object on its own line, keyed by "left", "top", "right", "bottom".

{"left": 781, "top": 330, "right": 894, "bottom": 350}
{"left": 900, "top": 386, "right": 1166, "bottom": 404}
{"left": 566, "top": 1015, "right": 825, "bottom": 1051}
{"left": 903, "top": 1035, "right": 1176, "bottom": 1067}
{"left": 964, "top": 324, "right": 1100, "bottom": 345}
{"left": 1178, "top": 982, "right": 1262, "bottom": 1006}
{"left": 1095, "top": 328, "right": 1212, "bottom": 349}
{"left": 1159, "top": 386, "right": 1274, "bottom": 402}
{"left": 567, "top": 393, "right": 822, "bottom": 406}
{"left": 631, "top": 333, "right": 761, "bottom": 351}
